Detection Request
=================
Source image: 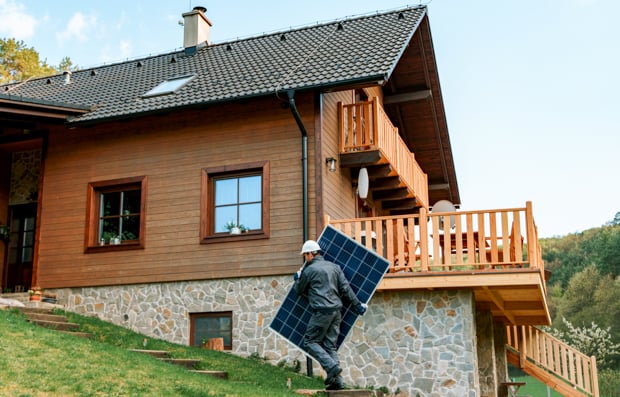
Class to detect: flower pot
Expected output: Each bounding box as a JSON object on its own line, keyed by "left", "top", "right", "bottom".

{"left": 30, "top": 294, "right": 41, "bottom": 301}
{"left": 230, "top": 227, "right": 241, "bottom": 235}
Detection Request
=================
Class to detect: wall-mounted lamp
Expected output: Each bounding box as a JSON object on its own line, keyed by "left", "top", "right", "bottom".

{"left": 325, "top": 157, "right": 337, "bottom": 173}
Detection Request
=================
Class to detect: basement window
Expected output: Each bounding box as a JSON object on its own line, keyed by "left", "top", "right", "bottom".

{"left": 142, "top": 74, "right": 195, "bottom": 97}
{"left": 190, "top": 312, "right": 233, "bottom": 350}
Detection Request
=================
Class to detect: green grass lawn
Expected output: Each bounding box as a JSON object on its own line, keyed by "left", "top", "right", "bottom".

{"left": 0, "top": 307, "right": 326, "bottom": 396}
{"left": 507, "top": 375, "right": 563, "bottom": 397}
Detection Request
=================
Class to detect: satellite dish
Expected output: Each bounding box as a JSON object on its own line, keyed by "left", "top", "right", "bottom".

{"left": 358, "top": 167, "right": 369, "bottom": 199}
{"left": 431, "top": 200, "right": 456, "bottom": 229}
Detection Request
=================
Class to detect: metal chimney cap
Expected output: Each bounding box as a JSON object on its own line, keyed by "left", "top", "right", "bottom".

{"left": 193, "top": 6, "right": 206, "bottom": 13}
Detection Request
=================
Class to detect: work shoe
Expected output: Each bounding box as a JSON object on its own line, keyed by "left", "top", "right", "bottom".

{"left": 324, "top": 365, "right": 342, "bottom": 385}
{"left": 326, "top": 376, "right": 345, "bottom": 391}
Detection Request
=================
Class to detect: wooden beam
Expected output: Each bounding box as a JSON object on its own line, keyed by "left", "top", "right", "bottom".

{"left": 428, "top": 183, "right": 449, "bottom": 191}
{"left": 380, "top": 198, "right": 417, "bottom": 211}
{"left": 366, "top": 164, "right": 393, "bottom": 178}
{"left": 383, "top": 89, "right": 432, "bottom": 105}
{"left": 483, "top": 286, "right": 516, "bottom": 324}
{"left": 339, "top": 151, "right": 382, "bottom": 167}
{"left": 504, "top": 301, "right": 545, "bottom": 310}
{"left": 380, "top": 271, "right": 544, "bottom": 290}
{"left": 372, "top": 187, "right": 409, "bottom": 200}
{"left": 370, "top": 176, "right": 401, "bottom": 190}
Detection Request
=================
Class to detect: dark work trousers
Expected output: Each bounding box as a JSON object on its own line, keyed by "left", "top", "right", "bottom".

{"left": 304, "top": 310, "right": 342, "bottom": 372}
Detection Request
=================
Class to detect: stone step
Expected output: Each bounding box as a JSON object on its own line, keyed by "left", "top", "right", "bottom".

{"left": 158, "top": 358, "right": 201, "bottom": 369}
{"left": 326, "top": 390, "right": 376, "bottom": 397}
{"left": 295, "top": 390, "right": 376, "bottom": 397}
{"left": 189, "top": 370, "right": 229, "bottom": 379}
{"left": 30, "top": 319, "right": 80, "bottom": 331}
{"left": 18, "top": 306, "right": 61, "bottom": 315}
{"left": 128, "top": 349, "right": 171, "bottom": 359}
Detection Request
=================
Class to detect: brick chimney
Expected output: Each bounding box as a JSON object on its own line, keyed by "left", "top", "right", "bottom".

{"left": 182, "top": 6, "right": 212, "bottom": 55}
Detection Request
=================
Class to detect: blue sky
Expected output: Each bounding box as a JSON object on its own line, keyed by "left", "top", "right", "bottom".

{"left": 1, "top": 0, "right": 619, "bottom": 238}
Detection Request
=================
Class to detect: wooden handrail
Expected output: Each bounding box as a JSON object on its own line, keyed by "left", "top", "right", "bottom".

{"left": 506, "top": 325, "right": 599, "bottom": 397}
{"left": 339, "top": 99, "right": 428, "bottom": 208}
{"left": 328, "top": 202, "right": 542, "bottom": 273}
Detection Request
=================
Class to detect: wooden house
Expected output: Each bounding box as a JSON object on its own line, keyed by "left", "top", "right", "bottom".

{"left": 0, "top": 6, "right": 598, "bottom": 396}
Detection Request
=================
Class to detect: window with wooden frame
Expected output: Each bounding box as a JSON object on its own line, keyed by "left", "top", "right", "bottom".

{"left": 201, "top": 161, "right": 269, "bottom": 242}
{"left": 84, "top": 176, "right": 147, "bottom": 252}
{"left": 190, "top": 311, "right": 233, "bottom": 350}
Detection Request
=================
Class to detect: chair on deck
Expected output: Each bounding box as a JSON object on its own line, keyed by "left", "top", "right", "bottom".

{"left": 390, "top": 220, "right": 422, "bottom": 272}
{"left": 486, "top": 223, "right": 523, "bottom": 268}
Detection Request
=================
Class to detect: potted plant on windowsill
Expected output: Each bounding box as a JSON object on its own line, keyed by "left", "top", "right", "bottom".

{"left": 0, "top": 224, "right": 9, "bottom": 242}
{"left": 224, "top": 221, "right": 247, "bottom": 235}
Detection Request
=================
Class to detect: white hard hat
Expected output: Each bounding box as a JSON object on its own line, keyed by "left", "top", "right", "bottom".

{"left": 300, "top": 240, "right": 321, "bottom": 255}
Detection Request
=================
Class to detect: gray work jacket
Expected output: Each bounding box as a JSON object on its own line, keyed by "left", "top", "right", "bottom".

{"left": 294, "top": 255, "right": 360, "bottom": 312}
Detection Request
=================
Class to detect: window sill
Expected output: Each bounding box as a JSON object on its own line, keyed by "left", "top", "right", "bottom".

{"left": 201, "top": 231, "right": 268, "bottom": 244}
{"left": 85, "top": 241, "right": 144, "bottom": 254}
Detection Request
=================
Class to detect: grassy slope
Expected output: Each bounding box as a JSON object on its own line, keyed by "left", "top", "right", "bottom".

{"left": 0, "top": 307, "right": 325, "bottom": 397}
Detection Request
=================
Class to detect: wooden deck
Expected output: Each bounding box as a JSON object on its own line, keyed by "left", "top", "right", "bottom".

{"left": 328, "top": 202, "right": 551, "bottom": 325}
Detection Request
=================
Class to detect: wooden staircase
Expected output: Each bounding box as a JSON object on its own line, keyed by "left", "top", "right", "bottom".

{"left": 129, "top": 349, "right": 228, "bottom": 379}
{"left": 20, "top": 306, "right": 93, "bottom": 338}
{"left": 506, "top": 325, "right": 599, "bottom": 397}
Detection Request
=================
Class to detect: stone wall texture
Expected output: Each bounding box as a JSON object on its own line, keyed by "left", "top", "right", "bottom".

{"left": 54, "top": 277, "right": 480, "bottom": 397}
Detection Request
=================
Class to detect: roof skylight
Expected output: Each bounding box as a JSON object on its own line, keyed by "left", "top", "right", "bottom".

{"left": 143, "top": 74, "right": 195, "bottom": 98}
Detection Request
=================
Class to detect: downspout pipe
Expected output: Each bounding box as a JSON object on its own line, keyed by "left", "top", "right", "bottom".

{"left": 287, "top": 90, "right": 309, "bottom": 243}
{"left": 287, "top": 89, "right": 312, "bottom": 378}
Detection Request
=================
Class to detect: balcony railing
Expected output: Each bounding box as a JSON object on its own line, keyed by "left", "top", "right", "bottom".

{"left": 507, "top": 325, "right": 599, "bottom": 397}
{"left": 327, "top": 201, "right": 544, "bottom": 274}
{"left": 339, "top": 98, "right": 428, "bottom": 209}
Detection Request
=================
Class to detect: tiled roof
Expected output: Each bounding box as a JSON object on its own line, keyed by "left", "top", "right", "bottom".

{"left": 0, "top": 6, "right": 426, "bottom": 125}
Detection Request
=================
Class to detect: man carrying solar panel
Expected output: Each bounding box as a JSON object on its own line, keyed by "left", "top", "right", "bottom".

{"left": 294, "top": 240, "right": 368, "bottom": 391}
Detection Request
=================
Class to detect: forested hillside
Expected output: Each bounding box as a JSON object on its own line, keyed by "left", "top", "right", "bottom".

{"left": 541, "top": 212, "right": 620, "bottom": 370}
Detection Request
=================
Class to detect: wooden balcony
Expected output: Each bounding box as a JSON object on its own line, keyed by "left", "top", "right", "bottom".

{"left": 338, "top": 98, "right": 429, "bottom": 210}
{"left": 328, "top": 201, "right": 550, "bottom": 326}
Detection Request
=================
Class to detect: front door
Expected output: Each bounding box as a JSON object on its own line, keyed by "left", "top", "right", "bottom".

{"left": 3, "top": 204, "right": 37, "bottom": 292}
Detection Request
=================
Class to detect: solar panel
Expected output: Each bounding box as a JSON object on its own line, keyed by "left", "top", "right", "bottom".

{"left": 269, "top": 225, "right": 391, "bottom": 351}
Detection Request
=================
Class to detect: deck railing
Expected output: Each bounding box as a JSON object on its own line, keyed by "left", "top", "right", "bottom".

{"left": 327, "top": 201, "right": 544, "bottom": 274}
{"left": 339, "top": 98, "right": 428, "bottom": 208}
{"left": 507, "top": 325, "right": 599, "bottom": 397}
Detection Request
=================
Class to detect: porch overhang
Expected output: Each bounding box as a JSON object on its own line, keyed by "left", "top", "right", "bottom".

{"left": 378, "top": 269, "right": 551, "bottom": 326}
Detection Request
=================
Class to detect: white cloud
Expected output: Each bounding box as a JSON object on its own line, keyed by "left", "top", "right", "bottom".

{"left": 0, "top": 0, "right": 37, "bottom": 39}
{"left": 56, "top": 12, "right": 97, "bottom": 44}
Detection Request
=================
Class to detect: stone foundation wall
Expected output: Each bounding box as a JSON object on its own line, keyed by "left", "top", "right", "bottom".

{"left": 53, "top": 278, "right": 480, "bottom": 396}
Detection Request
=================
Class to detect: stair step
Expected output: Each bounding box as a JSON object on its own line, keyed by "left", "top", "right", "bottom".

{"left": 19, "top": 306, "right": 55, "bottom": 314}
{"left": 159, "top": 358, "right": 201, "bottom": 369}
{"left": 30, "top": 319, "right": 80, "bottom": 331}
{"left": 326, "top": 390, "right": 375, "bottom": 397}
{"left": 189, "top": 370, "right": 228, "bottom": 379}
{"left": 296, "top": 390, "right": 376, "bottom": 397}
{"left": 128, "top": 349, "right": 171, "bottom": 358}
{"left": 25, "top": 312, "right": 68, "bottom": 322}
{"left": 59, "top": 330, "right": 92, "bottom": 338}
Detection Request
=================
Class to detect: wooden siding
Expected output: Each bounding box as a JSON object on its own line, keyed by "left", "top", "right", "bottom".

{"left": 320, "top": 91, "right": 357, "bottom": 223}
{"left": 37, "top": 96, "right": 316, "bottom": 288}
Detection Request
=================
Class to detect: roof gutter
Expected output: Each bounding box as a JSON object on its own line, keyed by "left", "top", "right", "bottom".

{"left": 286, "top": 89, "right": 313, "bottom": 379}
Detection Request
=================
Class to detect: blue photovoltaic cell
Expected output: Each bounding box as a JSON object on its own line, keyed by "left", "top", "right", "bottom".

{"left": 269, "top": 225, "right": 391, "bottom": 351}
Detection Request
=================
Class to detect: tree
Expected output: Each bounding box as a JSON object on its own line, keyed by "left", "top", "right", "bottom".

{"left": 1, "top": 38, "right": 59, "bottom": 84}
{"left": 605, "top": 212, "right": 620, "bottom": 227}
{"left": 546, "top": 318, "right": 620, "bottom": 369}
